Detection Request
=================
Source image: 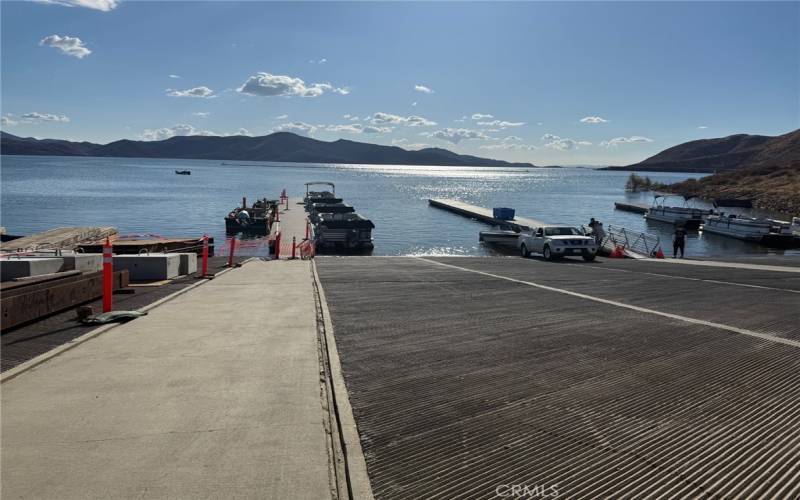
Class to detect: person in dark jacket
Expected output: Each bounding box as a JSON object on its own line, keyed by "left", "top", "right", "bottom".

{"left": 673, "top": 225, "right": 687, "bottom": 258}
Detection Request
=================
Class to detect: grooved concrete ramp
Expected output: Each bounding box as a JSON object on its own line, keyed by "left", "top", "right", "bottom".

{"left": 315, "top": 256, "right": 800, "bottom": 499}
{"left": 1, "top": 260, "right": 334, "bottom": 500}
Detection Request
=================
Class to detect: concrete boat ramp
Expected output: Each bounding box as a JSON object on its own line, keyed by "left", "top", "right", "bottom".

{"left": 2, "top": 254, "right": 799, "bottom": 498}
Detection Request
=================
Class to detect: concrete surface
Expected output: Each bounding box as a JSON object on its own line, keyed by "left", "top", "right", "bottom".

{"left": 1, "top": 258, "right": 64, "bottom": 281}
{"left": 176, "top": 252, "right": 198, "bottom": 275}
{"left": 315, "top": 256, "right": 800, "bottom": 499}
{"left": 60, "top": 253, "right": 103, "bottom": 272}
{"left": 1, "top": 259, "right": 334, "bottom": 499}
{"left": 112, "top": 253, "right": 180, "bottom": 281}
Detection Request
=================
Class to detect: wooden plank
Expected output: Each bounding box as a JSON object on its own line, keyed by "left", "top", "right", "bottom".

{"left": 78, "top": 237, "right": 214, "bottom": 256}
{"left": 0, "top": 227, "right": 118, "bottom": 252}
{"left": 1, "top": 270, "right": 129, "bottom": 331}
{"left": 1, "top": 271, "right": 83, "bottom": 292}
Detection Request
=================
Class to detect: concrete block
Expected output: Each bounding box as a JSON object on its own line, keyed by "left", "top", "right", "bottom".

{"left": 60, "top": 254, "right": 103, "bottom": 273}
{"left": 176, "top": 253, "right": 197, "bottom": 275}
{"left": 112, "top": 254, "right": 180, "bottom": 281}
{"left": 1, "top": 258, "right": 64, "bottom": 282}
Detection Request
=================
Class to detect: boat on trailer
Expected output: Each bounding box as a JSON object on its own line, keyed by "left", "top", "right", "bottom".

{"left": 479, "top": 225, "right": 527, "bottom": 248}
{"left": 644, "top": 195, "right": 712, "bottom": 229}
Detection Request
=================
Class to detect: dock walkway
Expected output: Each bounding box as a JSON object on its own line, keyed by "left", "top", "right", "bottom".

{"left": 429, "top": 198, "right": 543, "bottom": 230}
{"left": 1, "top": 260, "right": 335, "bottom": 499}
{"left": 271, "top": 197, "right": 310, "bottom": 258}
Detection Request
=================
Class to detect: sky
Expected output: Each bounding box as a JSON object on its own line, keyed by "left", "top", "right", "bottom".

{"left": 1, "top": 1, "right": 798, "bottom": 165}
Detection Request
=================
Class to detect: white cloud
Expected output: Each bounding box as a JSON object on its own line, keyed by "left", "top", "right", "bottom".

{"left": 2, "top": 115, "right": 18, "bottom": 126}
{"left": 232, "top": 128, "right": 251, "bottom": 136}
{"left": 471, "top": 113, "right": 493, "bottom": 120}
{"left": 391, "top": 138, "right": 407, "bottom": 145}
{"left": 599, "top": 136, "right": 654, "bottom": 147}
{"left": 39, "top": 35, "right": 91, "bottom": 58}
{"left": 237, "top": 72, "right": 348, "bottom": 98}
{"left": 371, "top": 112, "right": 436, "bottom": 127}
{"left": 325, "top": 123, "right": 392, "bottom": 134}
{"left": 342, "top": 114, "right": 360, "bottom": 121}
{"left": 479, "top": 143, "right": 538, "bottom": 151}
{"left": 169, "top": 74, "right": 181, "bottom": 79}
{"left": 404, "top": 143, "right": 432, "bottom": 150}
{"left": 477, "top": 120, "right": 525, "bottom": 128}
{"left": 35, "top": 0, "right": 117, "bottom": 11}
{"left": 272, "top": 121, "right": 318, "bottom": 135}
{"left": 541, "top": 134, "right": 591, "bottom": 151}
{"left": 308, "top": 58, "right": 327, "bottom": 64}
{"left": 193, "top": 112, "right": 210, "bottom": 118}
{"left": 579, "top": 116, "right": 608, "bottom": 124}
{"left": 276, "top": 114, "right": 289, "bottom": 120}
{"left": 502, "top": 136, "right": 523, "bottom": 142}
{"left": 140, "top": 124, "right": 216, "bottom": 141}
{"left": 697, "top": 126, "right": 708, "bottom": 129}
{"left": 424, "top": 128, "right": 489, "bottom": 144}
{"left": 414, "top": 84, "right": 434, "bottom": 94}
{"left": 167, "top": 86, "right": 215, "bottom": 98}
{"left": 411, "top": 102, "right": 417, "bottom": 107}
{"left": 21, "top": 112, "right": 70, "bottom": 123}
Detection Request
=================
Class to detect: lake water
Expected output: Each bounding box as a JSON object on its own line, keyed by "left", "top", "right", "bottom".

{"left": 2, "top": 155, "right": 797, "bottom": 257}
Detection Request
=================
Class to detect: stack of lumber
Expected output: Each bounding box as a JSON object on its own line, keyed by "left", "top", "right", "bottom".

{"left": 0, "top": 227, "right": 118, "bottom": 253}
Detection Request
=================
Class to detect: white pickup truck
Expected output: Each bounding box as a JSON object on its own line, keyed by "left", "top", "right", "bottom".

{"left": 518, "top": 225, "right": 598, "bottom": 261}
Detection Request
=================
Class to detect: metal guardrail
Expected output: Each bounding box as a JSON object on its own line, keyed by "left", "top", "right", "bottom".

{"left": 600, "top": 224, "right": 661, "bottom": 257}
{"left": 582, "top": 224, "right": 661, "bottom": 257}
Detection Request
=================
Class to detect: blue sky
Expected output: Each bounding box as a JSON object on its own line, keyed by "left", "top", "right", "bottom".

{"left": 1, "top": 1, "right": 798, "bottom": 165}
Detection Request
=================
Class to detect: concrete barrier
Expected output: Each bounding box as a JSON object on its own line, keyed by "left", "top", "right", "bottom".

{"left": 112, "top": 254, "right": 180, "bottom": 281}
{"left": 60, "top": 254, "right": 103, "bottom": 272}
{"left": 177, "top": 253, "right": 197, "bottom": 275}
{"left": 1, "top": 258, "right": 64, "bottom": 281}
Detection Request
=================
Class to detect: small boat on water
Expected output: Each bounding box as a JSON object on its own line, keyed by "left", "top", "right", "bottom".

{"left": 479, "top": 225, "right": 523, "bottom": 247}
{"left": 702, "top": 214, "right": 795, "bottom": 245}
{"left": 175, "top": 170, "right": 191, "bottom": 175}
{"left": 305, "top": 182, "right": 374, "bottom": 251}
{"left": 644, "top": 195, "right": 712, "bottom": 229}
{"left": 224, "top": 196, "right": 277, "bottom": 235}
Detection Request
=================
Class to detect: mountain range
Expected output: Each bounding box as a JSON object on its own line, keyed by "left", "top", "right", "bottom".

{"left": 0, "top": 131, "right": 535, "bottom": 168}
{"left": 608, "top": 129, "right": 800, "bottom": 173}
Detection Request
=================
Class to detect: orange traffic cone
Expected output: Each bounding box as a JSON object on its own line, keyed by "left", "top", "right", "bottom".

{"left": 610, "top": 246, "right": 624, "bottom": 258}
{"left": 655, "top": 247, "right": 665, "bottom": 259}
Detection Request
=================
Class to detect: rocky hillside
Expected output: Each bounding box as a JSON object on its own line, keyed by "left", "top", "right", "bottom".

{"left": 668, "top": 161, "right": 800, "bottom": 215}
{"left": 608, "top": 129, "right": 800, "bottom": 173}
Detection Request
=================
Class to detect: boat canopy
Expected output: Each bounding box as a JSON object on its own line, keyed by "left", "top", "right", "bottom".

{"left": 305, "top": 182, "right": 335, "bottom": 195}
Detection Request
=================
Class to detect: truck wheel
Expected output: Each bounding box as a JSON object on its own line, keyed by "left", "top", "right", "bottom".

{"left": 520, "top": 244, "right": 530, "bottom": 258}
{"left": 543, "top": 245, "right": 553, "bottom": 261}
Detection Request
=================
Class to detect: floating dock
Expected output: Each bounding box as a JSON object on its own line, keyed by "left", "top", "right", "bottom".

{"left": 429, "top": 198, "right": 543, "bottom": 229}
{"left": 614, "top": 201, "right": 650, "bottom": 214}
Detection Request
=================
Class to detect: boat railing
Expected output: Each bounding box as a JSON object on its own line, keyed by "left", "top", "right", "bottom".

{"left": 599, "top": 224, "right": 661, "bottom": 257}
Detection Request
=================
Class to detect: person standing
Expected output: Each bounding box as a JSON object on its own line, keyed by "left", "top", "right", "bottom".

{"left": 673, "top": 225, "right": 687, "bottom": 258}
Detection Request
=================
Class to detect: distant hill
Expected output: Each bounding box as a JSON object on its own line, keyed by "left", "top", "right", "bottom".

{"left": 606, "top": 129, "right": 800, "bottom": 173}
{"left": 0, "top": 131, "right": 535, "bottom": 168}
